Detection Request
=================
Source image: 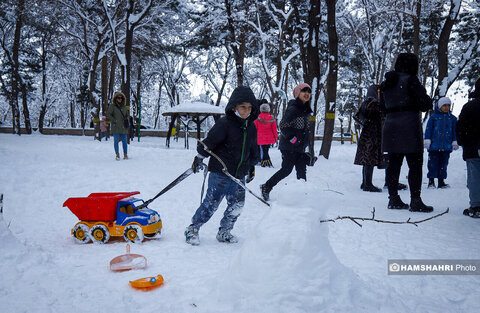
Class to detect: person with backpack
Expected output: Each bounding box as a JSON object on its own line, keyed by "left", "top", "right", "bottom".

{"left": 456, "top": 78, "right": 480, "bottom": 218}
{"left": 260, "top": 83, "right": 312, "bottom": 201}
{"left": 254, "top": 101, "right": 278, "bottom": 167}
{"left": 185, "top": 86, "right": 259, "bottom": 245}
{"left": 107, "top": 91, "right": 129, "bottom": 160}
{"left": 354, "top": 84, "right": 384, "bottom": 192}
{"left": 424, "top": 96, "right": 458, "bottom": 189}
{"left": 381, "top": 53, "right": 433, "bottom": 212}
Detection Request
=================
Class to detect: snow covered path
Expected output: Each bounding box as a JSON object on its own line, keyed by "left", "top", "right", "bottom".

{"left": 1, "top": 134, "right": 479, "bottom": 312}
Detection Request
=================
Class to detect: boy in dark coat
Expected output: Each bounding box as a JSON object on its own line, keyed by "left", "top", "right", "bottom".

{"left": 185, "top": 86, "right": 259, "bottom": 245}
{"left": 260, "top": 83, "right": 313, "bottom": 201}
{"left": 381, "top": 53, "right": 433, "bottom": 212}
{"left": 456, "top": 78, "right": 480, "bottom": 217}
{"left": 424, "top": 96, "right": 458, "bottom": 189}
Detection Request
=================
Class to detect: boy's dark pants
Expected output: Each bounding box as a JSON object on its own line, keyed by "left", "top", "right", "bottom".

{"left": 427, "top": 150, "right": 451, "bottom": 179}
{"left": 190, "top": 172, "right": 245, "bottom": 231}
{"left": 264, "top": 151, "right": 307, "bottom": 188}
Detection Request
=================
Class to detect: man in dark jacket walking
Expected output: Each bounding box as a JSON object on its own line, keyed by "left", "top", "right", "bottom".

{"left": 260, "top": 83, "right": 313, "bottom": 201}
{"left": 381, "top": 53, "right": 433, "bottom": 212}
{"left": 185, "top": 86, "right": 259, "bottom": 245}
{"left": 457, "top": 78, "right": 480, "bottom": 217}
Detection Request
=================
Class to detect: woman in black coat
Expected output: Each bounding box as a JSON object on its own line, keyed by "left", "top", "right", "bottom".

{"left": 381, "top": 52, "right": 433, "bottom": 212}
{"left": 260, "top": 83, "right": 313, "bottom": 201}
{"left": 354, "top": 84, "right": 384, "bottom": 192}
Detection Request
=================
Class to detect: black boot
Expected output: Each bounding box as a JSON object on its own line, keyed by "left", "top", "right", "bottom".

{"left": 260, "top": 184, "right": 272, "bottom": 201}
{"left": 362, "top": 166, "right": 381, "bottom": 192}
{"left": 427, "top": 178, "right": 435, "bottom": 189}
{"left": 388, "top": 195, "right": 409, "bottom": 210}
{"left": 463, "top": 207, "right": 480, "bottom": 218}
{"left": 437, "top": 179, "right": 450, "bottom": 189}
{"left": 409, "top": 197, "right": 434, "bottom": 212}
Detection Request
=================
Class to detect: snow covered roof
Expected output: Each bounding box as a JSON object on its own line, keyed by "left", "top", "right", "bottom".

{"left": 162, "top": 101, "right": 224, "bottom": 115}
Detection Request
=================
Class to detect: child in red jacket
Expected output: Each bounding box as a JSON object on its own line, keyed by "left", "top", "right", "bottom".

{"left": 254, "top": 102, "right": 278, "bottom": 167}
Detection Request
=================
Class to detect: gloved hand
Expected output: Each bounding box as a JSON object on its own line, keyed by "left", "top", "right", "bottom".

{"left": 452, "top": 141, "right": 459, "bottom": 151}
{"left": 290, "top": 136, "right": 298, "bottom": 144}
{"left": 246, "top": 166, "right": 255, "bottom": 183}
{"left": 424, "top": 139, "right": 431, "bottom": 150}
{"left": 192, "top": 155, "right": 206, "bottom": 173}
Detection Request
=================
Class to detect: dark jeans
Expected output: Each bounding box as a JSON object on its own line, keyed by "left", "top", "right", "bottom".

{"left": 427, "top": 150, "right": 451, "bottom": 179}
{"left": 190, "top": 172, "right": 245, "bottom": 231}
{"left": 265, "top": 151, "right": 306, "bottom": 188}
{"left": 386, "top": 152, "right": 423, "bottom": 198}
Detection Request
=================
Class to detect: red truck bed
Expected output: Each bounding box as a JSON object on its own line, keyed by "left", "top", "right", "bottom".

{"left": 63, "top": 192, "right": 140, "bottom": 221}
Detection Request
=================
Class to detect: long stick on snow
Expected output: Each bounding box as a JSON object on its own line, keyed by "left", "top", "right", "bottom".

{"left": 192, "top": 136, "right": 270, "bottom": 207}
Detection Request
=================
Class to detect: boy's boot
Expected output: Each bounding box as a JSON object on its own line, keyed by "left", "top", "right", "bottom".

{"left": 185, "top": 225, "right": 200, "bottom": 245}
{"left": 123, "top": 153, "right": 128, "bottom": 160}
{"left": 216, "top": 228, "right": 238, "bottom": 243}
{"left": 427, "top": 178, "right": 435, "bottom": 189}
{"left": 115, "top": 153, "right": 120, "bottom": 161}
{"left": 437, "top": 179, "right": 449, "bottom": 189}
{"left": 409, "top": 197, "right": 434, "bottom": 213}
{"left": 388, "top": 195, "right": 409, "bottom": 210}
{"left": 260, "top": 184, "right": 272, "bottom": 201}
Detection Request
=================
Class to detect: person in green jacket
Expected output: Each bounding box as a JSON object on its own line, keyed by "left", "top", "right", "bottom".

{"left": 107, "top": 91, "right": 129, "bottom": 160}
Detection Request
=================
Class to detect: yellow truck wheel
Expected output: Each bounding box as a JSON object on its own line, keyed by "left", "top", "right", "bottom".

{"left": 90, "top": 224, "right": 110, "bottom": 244}
{"left": 123, "top": 224, "right": 144, "bottom": 243}
{"left": 72, "top": 223, "right": 91, "bottom": 244}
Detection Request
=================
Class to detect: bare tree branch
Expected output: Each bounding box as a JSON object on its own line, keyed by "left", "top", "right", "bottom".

{"left": 320, "top": 208, "right": 449, "bottom": 227}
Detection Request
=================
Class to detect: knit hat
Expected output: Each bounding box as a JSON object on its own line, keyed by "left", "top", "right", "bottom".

{"left": 437, "top": 97, "right": 451, "bottom": 109}
{"left": 470, "top": 78, "right": 480, "bottom": 98}
{"left": 394, "top": 53, "right": 419, "bottom": 76}
{"left": 260, "top": 103, "right": 270, "bottom": 113}
{"left": 293, "top": 83, "right": 311, "bottom": 99}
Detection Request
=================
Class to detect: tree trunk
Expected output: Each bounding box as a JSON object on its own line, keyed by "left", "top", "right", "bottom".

{"left": 101, "top": 56, "right": 108, "bottom": 114}
{"left": 108, "top": 54, "right": 116, "bottom": 102}
{"left": 21, "top": 83, "right": 31, "bottom": 134}
{"left": 436, "top": 0, "right": 460, "bottom": 98}
{"left": 38, "top": 36, "right": 48, "bottom": 134}
{"left": 319, "top": 0, "right": 338, "bottom": 159}
{"left": 11, "top": 0, "right": 25, "bottom": 135}
{"left": 413, "top": 0, "right": 421, "bottom": 57}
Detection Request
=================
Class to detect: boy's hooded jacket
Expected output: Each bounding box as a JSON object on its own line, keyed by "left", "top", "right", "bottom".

{"left": 107, "top": 91, "right": 128, "bottom": 135}
{"left": 424, "top": 106, "right": 457, "bottom": 152}
{"left": 197, "top": 86, "right": 259, "bottom": 178}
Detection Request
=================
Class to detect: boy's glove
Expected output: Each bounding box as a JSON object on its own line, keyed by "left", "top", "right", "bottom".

{"left": 290, "top": 136, "right": 298, "bottom": 144}
{"left": 246, "top": 167, "right": 255, "bottom": 183}
{"left": 192, "top": 155, "right": 206, "bottom": 173}
{"left": 452, "top": 141, "right": 459, "bottom": 150}
{"left": 423, "top": 139, "right": 431, "bottom": 150}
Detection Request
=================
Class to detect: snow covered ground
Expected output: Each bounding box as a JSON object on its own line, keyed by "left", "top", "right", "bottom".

{"left": 1, "top": 133, "right": 479, "bottom": 312}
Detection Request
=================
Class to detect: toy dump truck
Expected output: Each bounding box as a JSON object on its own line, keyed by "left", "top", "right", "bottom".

{"left": 63, "top": 192, "right": 162, "bottom": 244}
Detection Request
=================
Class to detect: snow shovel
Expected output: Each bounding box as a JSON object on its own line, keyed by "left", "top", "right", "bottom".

{"left": 110, "top": 244, "right": 147, "bottom": 272}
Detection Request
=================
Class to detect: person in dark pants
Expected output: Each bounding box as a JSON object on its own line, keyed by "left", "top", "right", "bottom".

{"left": 381, "top": 53, "right": 433, "bottom": 212}
{"left": 185, "top": 86, "right": 259, "bottom": 245}
{"left": 354, "top": 84, "right": 384, "bottom": 192}
{"left": 260, "top": 83, "right": 312, "bottom": 201}
{"left": 424, "top": 96, "right": 458, "bottom": 189}
{"left": 456, "top": 78, "right": 480, "bottom": 217}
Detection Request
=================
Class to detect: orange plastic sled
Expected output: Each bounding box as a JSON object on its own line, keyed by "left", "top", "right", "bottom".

{"left": 129, "top": 274, "right": 164, "bottom": 289}
{"left": 110, "top": 244, "right": 147, "bottom": 271}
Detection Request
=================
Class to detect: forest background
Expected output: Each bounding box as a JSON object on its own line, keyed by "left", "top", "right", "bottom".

{"left": 0, "top": 0, "right": 479, "bottom": 158}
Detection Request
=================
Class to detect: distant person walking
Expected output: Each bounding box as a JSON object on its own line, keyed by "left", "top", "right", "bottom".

{"left": 107, "top": 91, "right": 129, "bottom": 160}
{"left": 456, "top": 78, "right": 480, "bottom": 218}
{"left": 381, "top": 53, "right": 433, "bottom": 212}
{"left": 260, "top": 83, "right": 312, "bottom": 201}
{"left": 424, "top": 96, "right": 458, "bottom": 189}
{"left": 254, "top": 101, "right": 278, "bottom": 167}
{"left": 100, "top": 115, "right": 109, "bottom": 141}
